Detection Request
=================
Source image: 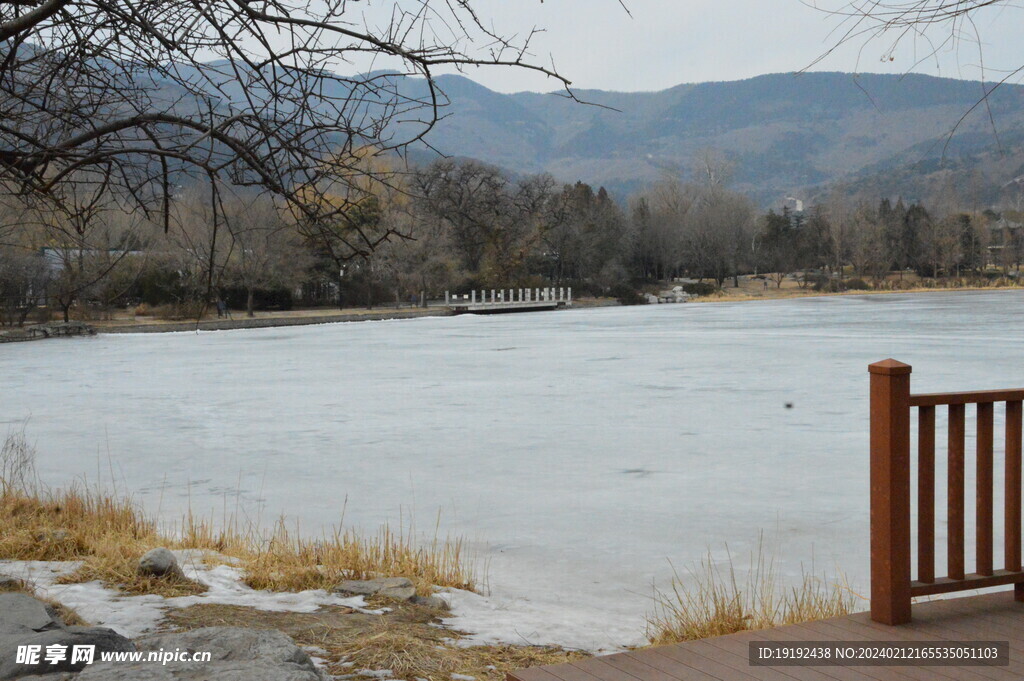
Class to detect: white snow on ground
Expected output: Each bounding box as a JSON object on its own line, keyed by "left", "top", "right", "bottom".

{"left": 441, "top": 587, "right": 642, "bottom": 652}
{"left": 0, "top": 552, "right": 373, "bottom": 638}
{"left": 4, "top": 292, "right": 1024, "bottom": 650}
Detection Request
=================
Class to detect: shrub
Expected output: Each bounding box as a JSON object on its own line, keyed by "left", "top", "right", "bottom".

{"left": 150, "top": 301, "right": 207, "bottom": 320}
{"left": 811, "top": 275, "right": 833, "bottom": 292}
{"left": 607, "top": 283, "right": 646, "bottom": 306}
{"left": 223, "top": 286, "right": 294, "bottom": 311}
{"left": 844, "top": 278, "right": 870, "bottom": 291}
{"left": 681, "top": 282, "right": 717, "bottom": 297}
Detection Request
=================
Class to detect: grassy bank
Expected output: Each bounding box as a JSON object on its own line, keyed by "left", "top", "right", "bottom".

{"left": 0, "top": 429, "right": 475, "bottom": 598}
{"left": 1, "top": 428, "right": 859, "bottom": 671}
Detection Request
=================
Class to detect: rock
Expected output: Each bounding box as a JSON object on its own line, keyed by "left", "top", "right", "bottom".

{"left": 332, "top": 577, "right": 416, "bottom": 601}
{"left": 0, "top": 591, "right": 134, "bottom": 680}
{"left": 643, "top": 293, "right": 660, "bottom": 304}
{"left": 138, "top": 547, "right": 183, "bottom": 578}
{"left": 411, "top": 595, "right": 450, "bottom": 611}
{"left": 0, "top": 593, "right": 63, "bottom": 633}
{"left": 33, "top": 529, "right": 69, "bottom": 544}
{"left": 0, "top": 623, "right": 134, "bottom": 679}
{"left": 76, "top": 627, "right": 326, "bottom": 681}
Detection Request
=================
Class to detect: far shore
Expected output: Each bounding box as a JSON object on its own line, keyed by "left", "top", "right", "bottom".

{"left": 7, "top": 279, "right": 1020, "bottom": 338}
{"left": 691, "top": 279, "right": 1024, "bottom": 305}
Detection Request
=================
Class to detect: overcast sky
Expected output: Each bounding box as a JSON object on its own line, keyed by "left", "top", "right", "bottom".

{"left": 406, "top": 1, "right": 1024, "bottom": 93}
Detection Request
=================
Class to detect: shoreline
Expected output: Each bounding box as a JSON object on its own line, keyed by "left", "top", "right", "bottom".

{"left": 98, "top": 308, "right": 450, "bottom": 334}
{"left": 690, "top": 283, "right": 1024, "bottom": 305}
{"left": 93, "top": 299, "right": 621, "bottom": 334}
{"left": 5, "top": 286, "right": 1018, "bottom": 339}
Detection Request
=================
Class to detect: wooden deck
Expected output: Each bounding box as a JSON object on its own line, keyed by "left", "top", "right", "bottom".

{"left": 509, "top": 591, "right": 1024, "bottom": 681}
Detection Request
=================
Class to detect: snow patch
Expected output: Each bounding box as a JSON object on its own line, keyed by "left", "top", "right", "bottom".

{"left": 0, "top": 556, "right": 377, "bottom": 638}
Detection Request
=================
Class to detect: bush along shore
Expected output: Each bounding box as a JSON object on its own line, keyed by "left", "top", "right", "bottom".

{"left": 0, "top": 431, "right": 856, "bottom": 680}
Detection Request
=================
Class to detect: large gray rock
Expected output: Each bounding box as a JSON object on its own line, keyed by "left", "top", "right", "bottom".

{"left": 76, "top": 627, "right": 326, "bottom": 681}
{"left": 138, "top": 547, "right": 183, "bottom": 578}
{"left": 0, "top": 593, "right": 62, "bottom": 633}
{"left": 411, "top": 595, "right": 450, "bottom": 611}
{"left": 0, "top": 625, "right": 135, "bottom": 679}
{"left": 0, "top": 593, "right": 135, "bottom": 679}
{"left": 332, "top": 576, "right": 416, "bottom": 601}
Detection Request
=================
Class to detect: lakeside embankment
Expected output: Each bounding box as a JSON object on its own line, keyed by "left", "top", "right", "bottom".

{"left": 92, "top": 298, "right": 620, "bottom": 334}
{"left": 4, "top": 284, "right": 1019, "bottom": 340}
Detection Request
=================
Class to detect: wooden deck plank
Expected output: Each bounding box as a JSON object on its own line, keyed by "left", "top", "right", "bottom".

{"left": 697, "top": 630, "right": 853, "bottom": 681}
{"left": 615, "top": 649, "right": 726, "bottom": 681}
{"left": 653, "top": 638, "right": 827, "bottom": 681}
{"left": 644, "top": 641, "right": 765, "bottom": 681}
{"left": 509, "top": 593, "right": 1024, "bottom": 681}
{"left": 742, "top": 627, "right": 886, "bottom": 681}
{"left": 782, "top": 615, "right": 999, "bottom": 681}
{"left": 598, "top": 650, "right": 713, "bottom": 681}
{"left": 780, "top": 618, "right": 975, "bottom": 681}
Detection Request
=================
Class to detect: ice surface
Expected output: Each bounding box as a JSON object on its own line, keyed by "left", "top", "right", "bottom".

{"left": 2, "top": 291, "right": 1023, "bottom": 650}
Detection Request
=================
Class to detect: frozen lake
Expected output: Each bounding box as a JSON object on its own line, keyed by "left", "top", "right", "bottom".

{"left": 2, "top": 290, "right": 1023, "bottom": 649}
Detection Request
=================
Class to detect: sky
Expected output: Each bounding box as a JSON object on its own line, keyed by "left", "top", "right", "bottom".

{"left": 376, "top": 0, "right": 1024, "bottom": 94}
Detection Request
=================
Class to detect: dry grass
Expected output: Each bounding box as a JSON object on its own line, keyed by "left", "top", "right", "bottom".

{"left": 691, "top": 272, "right": 1024, "bottom": 305}
{"left": 646, "top": 547, "right": 859, "bottom": 646}
{"left": 333, "top": 621, "right": 584, "bottom": 681}
{"left": 0, "top": 575, "right": 88, "bottom": 626}
{"left": 0, "top": 433, "right": 477, "bottom": 599}
{"left": 166, "top": 601, "right": 584, "bottom": 681}
{"left": 242, "top": 519, "right": 474, "bottom": 595}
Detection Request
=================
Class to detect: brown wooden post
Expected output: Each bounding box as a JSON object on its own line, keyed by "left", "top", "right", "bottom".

{"left": 1008, "top": 400, "right": 1024, "bottom": 601}
{"left": 869, "top": 359, "right": 913, "bottom": 625}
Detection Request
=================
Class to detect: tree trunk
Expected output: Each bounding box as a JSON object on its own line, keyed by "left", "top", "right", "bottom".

{"left": 61, "top": 302, "right": 70, "bottom": 323}
{"left": 246, "top": 288, "right": 255, "bottom": 317}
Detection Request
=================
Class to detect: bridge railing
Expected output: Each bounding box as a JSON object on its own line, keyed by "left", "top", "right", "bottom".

{"left": 445, "top": 287, "right": 572, "bottom": 306}
{"left": 870, "top": 359, "right": 1024, "bottom": 624}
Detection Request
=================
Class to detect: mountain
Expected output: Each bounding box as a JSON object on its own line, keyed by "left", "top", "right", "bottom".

{"left": 403, "top": 72, "right": 1024, "bottom": 206}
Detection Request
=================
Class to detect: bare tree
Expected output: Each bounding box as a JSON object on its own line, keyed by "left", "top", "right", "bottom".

{"left": 40, "top": 192, "right": 144, "bottom": 321}
{"left": 222, "top": 195, "right": 309, "bottom": 316}
{"left": 0, "top": 246, "right": 48, "bottom": 326}
{"left": 0, "top": 0, "right": 580, "bottom": 257}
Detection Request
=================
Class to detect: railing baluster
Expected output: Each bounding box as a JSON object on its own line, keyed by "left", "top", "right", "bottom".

{"left": 977, "top": 403, "right": 994, "bottom": 576}
{"left": 948, "top": 403, "right": 966, "bottom": 581}
{"left": 918, "top": 406, "right": 935, "bottom": 584}
{"left": 1007, "top": 401, "right": 1023, "bottom": 587}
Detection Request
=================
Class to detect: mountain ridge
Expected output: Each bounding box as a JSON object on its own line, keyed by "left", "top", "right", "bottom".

{"left": 408, "top": 71, "right": 1024, "bottom": 206}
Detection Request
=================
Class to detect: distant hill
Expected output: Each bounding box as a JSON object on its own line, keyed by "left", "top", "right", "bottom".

{"left": 402, "top": 72, "right": 1024, "bottom": 207}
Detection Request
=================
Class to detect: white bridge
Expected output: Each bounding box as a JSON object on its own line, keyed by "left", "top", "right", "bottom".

{"left": 445, "top": 287, "right": 572, "bottom": 314}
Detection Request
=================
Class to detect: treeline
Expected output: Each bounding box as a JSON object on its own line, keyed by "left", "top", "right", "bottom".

{"left": 1, "top": 153, "right": 1020, "bottom": 326}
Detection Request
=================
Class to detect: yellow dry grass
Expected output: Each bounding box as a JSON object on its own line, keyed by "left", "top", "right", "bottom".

{"left": 0, "top": 430, "right": 476, "bottom": 599}
{"left": 242, "top": 519, "right": 474, "bottom": 595}
{"left": 0, "top": 575, "right": 88, "bottom": 626}
{"left": 332, "top": 620, "right": 585, "bottom": 681}
{"left": 646, "top": 547, "right": 859, "bottom": 646}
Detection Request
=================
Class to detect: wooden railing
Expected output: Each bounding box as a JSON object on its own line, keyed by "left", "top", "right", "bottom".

{"left": 870, "top": 359, "right": 1024, "bottom": 624}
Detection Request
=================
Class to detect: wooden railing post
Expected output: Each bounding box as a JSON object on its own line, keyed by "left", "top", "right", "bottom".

{"left": 870, "top": 359, "right": 913, "bottom": 625}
